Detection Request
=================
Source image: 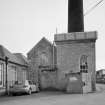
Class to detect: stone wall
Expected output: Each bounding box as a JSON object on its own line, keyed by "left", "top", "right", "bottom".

{"left": 39, "top": 70, "right": 57, "bottom": 90}
{"left": 27, "top": 38, "right": 56, "bottom": 88}
{"left": 54, "top": 31, "right": 97, "bottom": 93}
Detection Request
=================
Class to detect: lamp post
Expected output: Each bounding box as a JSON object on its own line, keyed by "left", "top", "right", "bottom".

{"left": 5, "top": 56, "right": 9, "bottom": 95}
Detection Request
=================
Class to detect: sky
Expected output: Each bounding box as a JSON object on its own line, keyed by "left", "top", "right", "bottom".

{"left": 0, "top": 0, "right": 105, "bottom": 70}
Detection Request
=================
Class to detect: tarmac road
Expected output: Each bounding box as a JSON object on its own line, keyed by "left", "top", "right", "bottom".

{"left": 0, "top": 84, "right": 105, "bottom": 105}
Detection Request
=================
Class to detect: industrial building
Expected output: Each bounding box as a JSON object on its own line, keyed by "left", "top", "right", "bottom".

{"left": 27, "top": 0, "right": 97, "bottom": 93}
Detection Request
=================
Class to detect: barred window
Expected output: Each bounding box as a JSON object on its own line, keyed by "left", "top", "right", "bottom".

{"left": 80, "top": 55, "right": 88, "bottom": 73}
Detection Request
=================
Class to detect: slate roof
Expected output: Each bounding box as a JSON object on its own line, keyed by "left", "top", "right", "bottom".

{"left": 0, "top": 45, "right": 28, "bottom": 67}
{"left": 14, "top": 53, "right": 29, "bottom": 66}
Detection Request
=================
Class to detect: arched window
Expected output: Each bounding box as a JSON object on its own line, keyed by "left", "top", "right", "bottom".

{"left": 40, "top": 52, "right": 48, "bottom": 65}
{"left": 80, "top": 55, "right": 88, "bottom": 73}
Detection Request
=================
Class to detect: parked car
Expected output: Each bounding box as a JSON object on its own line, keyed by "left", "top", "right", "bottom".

{"left": 9, "top": 80, "right": 39, "bottom": 95}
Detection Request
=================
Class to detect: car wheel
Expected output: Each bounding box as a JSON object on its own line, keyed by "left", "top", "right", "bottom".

{"left": 28, "top": 89, "right": 32, "bottom": 95}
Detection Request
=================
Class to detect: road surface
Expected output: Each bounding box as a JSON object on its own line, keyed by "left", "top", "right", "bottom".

{"left": 0, "top": 84, "right": 105, "bottom": 105}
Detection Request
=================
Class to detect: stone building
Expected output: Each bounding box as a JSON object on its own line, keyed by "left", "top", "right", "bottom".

{"left": 27, "top": 0, "right": 97, "bottom": 93}
{"left": 0, "top": 45, "right": 28, "bottom": 95}
{"left": 27, "top": 37, "right": 57, "bottom": 90}
{"left": 96, "top": 69, "right": 105, "bottom": 80}
{"left": 54, "top": 31, "right": 97, "bottom": 93}
{"left": 27, "top": 31, "right": 97, "bottom": 93}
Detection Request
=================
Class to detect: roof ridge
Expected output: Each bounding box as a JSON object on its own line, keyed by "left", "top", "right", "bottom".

{"left": 27, "top": 37, "right": 53, "bottom": 55}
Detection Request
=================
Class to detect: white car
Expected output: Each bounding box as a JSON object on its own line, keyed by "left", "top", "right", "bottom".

{"left": 9, "top": 80, "right": 39, "bottom": 95}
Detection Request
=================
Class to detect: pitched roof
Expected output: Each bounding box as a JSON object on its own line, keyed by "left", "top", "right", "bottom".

{"left": 27, "top": 37, "right": 53, "bottom": 55}
{"left": 0, "top": 45, "right": 28, "bottom": 66}
{"left": 14, "top": 53, "right": 29, "bottom": 66}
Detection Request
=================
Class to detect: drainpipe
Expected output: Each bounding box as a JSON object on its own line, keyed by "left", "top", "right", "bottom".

{"left": 53, "top": 41, "right": 55, "bottom": 69}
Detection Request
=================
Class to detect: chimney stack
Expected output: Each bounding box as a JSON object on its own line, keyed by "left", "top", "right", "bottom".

{"left": 68, "top": 0, "right": 84, "bottom": 33}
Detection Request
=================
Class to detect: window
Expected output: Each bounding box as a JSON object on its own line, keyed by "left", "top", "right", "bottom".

{"left": 22, "top": 70, "right": 26, "bottom": 81}
{"left": 80, "top": 55, "right": 88, "bottom": 73}
{"left": 14, "top": 67, "right": 17, "bottom": 81}
{"left": 7, "top": 66, "right": 17, "bottom": 87}
{"left": 0, "top": 63, "right": 4, "bottom": 86}
{"left": 40, "top": 52, "right": 48, "bottom": 65}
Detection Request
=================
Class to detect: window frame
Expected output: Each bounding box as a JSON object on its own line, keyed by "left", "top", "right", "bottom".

{"left": 80, "top": 55, "right": 88, "bottom": 73}
{"left": 0, "top": 63, "right": 4, "bottom": 87}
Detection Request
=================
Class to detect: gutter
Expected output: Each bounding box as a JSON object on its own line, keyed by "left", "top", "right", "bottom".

{"left": 0, "top": 57, "right": 28, "bottom": 68}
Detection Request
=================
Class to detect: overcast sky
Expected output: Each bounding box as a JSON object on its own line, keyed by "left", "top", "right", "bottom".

{"left": 0, "top": 0, "right": 105, "bottom": 70}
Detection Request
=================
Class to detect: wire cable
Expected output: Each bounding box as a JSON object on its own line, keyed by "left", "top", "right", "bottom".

{"left": 84, "top": 0, "right": 104, "bottom": 16}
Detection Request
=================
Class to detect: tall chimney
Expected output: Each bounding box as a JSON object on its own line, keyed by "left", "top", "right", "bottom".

{"left": 68, "top": 0, "right": 84, "bottom": 33}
